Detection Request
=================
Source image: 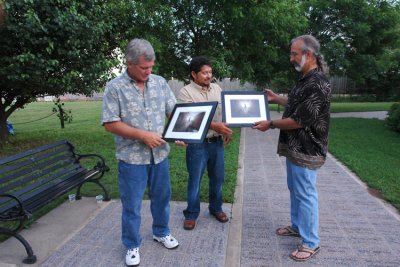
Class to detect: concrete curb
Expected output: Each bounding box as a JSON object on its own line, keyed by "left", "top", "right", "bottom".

{"left": 224, "top": 127, "right": 245, "bottom": 267}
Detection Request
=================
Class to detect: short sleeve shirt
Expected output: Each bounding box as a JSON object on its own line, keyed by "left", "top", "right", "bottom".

{"left": 178, "top": 81, "right": 222, "bottom": 138}
{"left": 278, "top": 69, "right": 331, "bottom": 169}
{"left": 102, "top": 71, "right": 176, "bottom": 164}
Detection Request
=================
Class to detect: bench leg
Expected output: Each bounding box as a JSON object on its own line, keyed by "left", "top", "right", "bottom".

{"left": 0, "top": 227, "right": 37, "bottom": 264}
{"left": 95, "top": 181, "right": 111, "bottom": 201}
{"left": 76, "top": 181, "right": 111, "bottom": 201}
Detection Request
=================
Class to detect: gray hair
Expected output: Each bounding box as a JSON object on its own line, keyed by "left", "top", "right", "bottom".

{"left": 291, "top": 35, "right": 329, "bottom": 75}
{"left": 125, "top": 38, "right": 155, "bottom": 64}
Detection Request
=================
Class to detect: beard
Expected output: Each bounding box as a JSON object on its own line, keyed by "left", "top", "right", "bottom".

{"left": 293, "top": 54, "right": 306, "bottom": 72}
{"left": 197, "top": 79, "right": 211, "bottom": 87}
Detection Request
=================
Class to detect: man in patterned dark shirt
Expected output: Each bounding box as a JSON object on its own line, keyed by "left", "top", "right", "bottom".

{"left": 253, "top": 35, "right": 331, "bottom": 262}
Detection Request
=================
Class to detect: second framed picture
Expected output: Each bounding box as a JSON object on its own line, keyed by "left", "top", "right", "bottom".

{"left": 222, "top": 91, "right": 271, "bottom": 127}
{"left": 162, "top": 101, "right": 218, "bottom": 143}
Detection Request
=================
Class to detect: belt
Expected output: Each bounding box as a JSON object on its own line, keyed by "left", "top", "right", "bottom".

{"left": 204, "top": 136, "right": 222, "bottom": 143}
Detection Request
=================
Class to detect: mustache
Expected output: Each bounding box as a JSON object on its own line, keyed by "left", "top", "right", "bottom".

{"left": 291, "top": 61, "right": 300, "bottom": 67}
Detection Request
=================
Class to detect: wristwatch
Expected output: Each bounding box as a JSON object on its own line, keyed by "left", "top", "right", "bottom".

{"left": 269, "top": 120, "right": 275, "bottom": 129}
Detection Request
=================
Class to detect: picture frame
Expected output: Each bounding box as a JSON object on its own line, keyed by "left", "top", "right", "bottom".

{"left": 163, "top": 101, "right": 218, "bottom": 143}
{"left": 221, "top": 91, "right": 271, "bottom": 127}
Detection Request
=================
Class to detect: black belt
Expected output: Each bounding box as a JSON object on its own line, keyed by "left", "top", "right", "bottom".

{"left": 204, "top": 136, "right": 222, "bottom": 143}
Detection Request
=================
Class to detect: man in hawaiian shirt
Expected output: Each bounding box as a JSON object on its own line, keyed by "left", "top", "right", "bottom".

{"left": 102, "top": 38, "right": 179, "bottom": 267}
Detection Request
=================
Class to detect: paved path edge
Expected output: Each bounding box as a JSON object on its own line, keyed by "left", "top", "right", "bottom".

{"left": 327, "top": 152, "right": 400, "bottom": 221}
{"left": 224, "top": 128, "right": 245, "bottom": 267}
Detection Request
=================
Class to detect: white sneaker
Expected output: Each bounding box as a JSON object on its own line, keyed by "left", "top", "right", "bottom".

{"left": 153, "top": 234, "right": 179, "bottom": 249}
{"left": 126, "top": 247, "right": 140, "bottom": 266}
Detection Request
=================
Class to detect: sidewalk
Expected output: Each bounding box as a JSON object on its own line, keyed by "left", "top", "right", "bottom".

{"left": 1, "top": 111, "right": 399, "bottom": 267}
{"left": 330, "top": 111, "right": 388, "bottom": 120}
{"left": 236, "top": 111, "right": 400, "bottom": 266}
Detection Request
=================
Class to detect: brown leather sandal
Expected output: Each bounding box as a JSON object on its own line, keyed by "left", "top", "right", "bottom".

{"left": 290, "top": 245, "right": 320, "bottom": 261}
{"left": 276, "top": 226, "right": 300, "bottom": 237}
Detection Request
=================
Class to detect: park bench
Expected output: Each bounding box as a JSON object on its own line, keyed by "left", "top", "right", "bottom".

{"left": 0, "top": 140, "right": 110, "bottom": 264}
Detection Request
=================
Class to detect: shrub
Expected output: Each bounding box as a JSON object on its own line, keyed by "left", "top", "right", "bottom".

{"left": 385, "top": 103, "right": 400, "bottom": 133}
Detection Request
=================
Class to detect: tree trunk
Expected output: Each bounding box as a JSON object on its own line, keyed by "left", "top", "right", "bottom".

{"left": 0, "top": 1, "right": 5, "bottom": 29}
{"left": 60, "top": 108, "right": 65, "bottom": 129}
{"left": 0, "top": 117, "right": 9, "bottom": 148}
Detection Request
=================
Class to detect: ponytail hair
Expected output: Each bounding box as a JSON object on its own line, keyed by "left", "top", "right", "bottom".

{"left": 315, "top": 53, "right": 329, "bottom": 76}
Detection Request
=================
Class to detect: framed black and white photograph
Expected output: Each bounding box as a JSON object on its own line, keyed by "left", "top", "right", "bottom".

{"left": 222, "top": 91, "right": 270, "bottom": 127}
{"left": 163, "top": 101, "right": 218, "bottom": 143}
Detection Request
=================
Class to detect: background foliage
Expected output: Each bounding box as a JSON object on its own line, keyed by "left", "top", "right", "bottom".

{"left": 302, "top": 0, "right": 400, "bottom": 100}
{"left": 386, "top": 102, "right": 400, "bottom": 133}
{"left": 1, "top": 0, "right": 399, "bottom": 145}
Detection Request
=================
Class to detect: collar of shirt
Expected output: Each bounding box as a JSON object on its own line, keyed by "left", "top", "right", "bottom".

{"left": 190, "top": 80, "right": 211, "bottom": 93}
{"left": 299, "top": 68, "right": 318, "bottom": 81}
{"left": 123, "top": 70, "right": 153, "bottom": 86}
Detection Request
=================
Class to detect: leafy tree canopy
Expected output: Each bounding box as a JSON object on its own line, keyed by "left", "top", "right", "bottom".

{"left": 302, "top": 0, "right": 400, "bottom": 98}
{"left": 129, "top": 0, "right": 307, "bottom": 88}
{"left": 1, "top": 0, "right": 399, "bottom": 145}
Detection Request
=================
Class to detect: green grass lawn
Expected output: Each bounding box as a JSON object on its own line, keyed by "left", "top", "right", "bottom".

{"left": 329, "top": 118, "right": 400, "bottom": 210}
{"left": 330, "top": 102, "right": 396, "bottom": 112}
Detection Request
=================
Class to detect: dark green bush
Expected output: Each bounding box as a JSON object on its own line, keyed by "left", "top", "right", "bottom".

{"left": 385, "top": 103, "right": 400, "bottom": 133}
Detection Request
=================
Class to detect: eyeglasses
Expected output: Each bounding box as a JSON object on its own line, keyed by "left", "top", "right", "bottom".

{"left": 290, "top": 51, "right": 307, "bottom": 57}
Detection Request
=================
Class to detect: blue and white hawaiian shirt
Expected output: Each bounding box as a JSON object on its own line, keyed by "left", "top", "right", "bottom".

{"left": 102, "top": 71, "right": 176, "bottom": 164}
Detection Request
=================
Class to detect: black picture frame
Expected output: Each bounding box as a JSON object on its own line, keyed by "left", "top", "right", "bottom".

{"left": 163, "top": 101, "right": 218, "bottom": 143}
{"left": 222, "top": 91, "right": 271, "bottom": 127}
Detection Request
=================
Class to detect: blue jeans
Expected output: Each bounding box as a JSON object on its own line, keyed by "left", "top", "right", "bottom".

{"left": 118, "top": 159, "right": 171, "bottom": 249}
{"left": 183, "top": 140, "right": 225, "bottom": 220}
{"left": 286, "top": 159, "right": 320, "bottom": 249}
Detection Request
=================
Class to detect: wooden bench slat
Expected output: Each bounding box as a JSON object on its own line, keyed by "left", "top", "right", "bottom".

{"left": 0, "top": 155, "right": 77, "bottom": 192}
{"left": 24, "top": 171, "right": 95, "bottom": 212}
{"left": 0, "top": 145, "right": 74, "bottom": 184}
{"left": 0, "top": 155, "right": 76, "bottom": 194}
{"left": 0, "top": 140, "right": 71, "bottom": 165}
{"left": 0, "top": 164, "right": 85, "bottom": 212}
{"left": 0, "top": 168, "right": 97, "bottom": 217}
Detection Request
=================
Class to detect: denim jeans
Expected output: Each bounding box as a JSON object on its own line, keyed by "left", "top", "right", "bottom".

{"left": 183, "top": 139, "right": 225, "bottom": 220}
{"left": 286, "top": 159, "right": 320, "bottom": 249}
{"left": 118, "top": 159, "right": 171, "bottom": 249}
